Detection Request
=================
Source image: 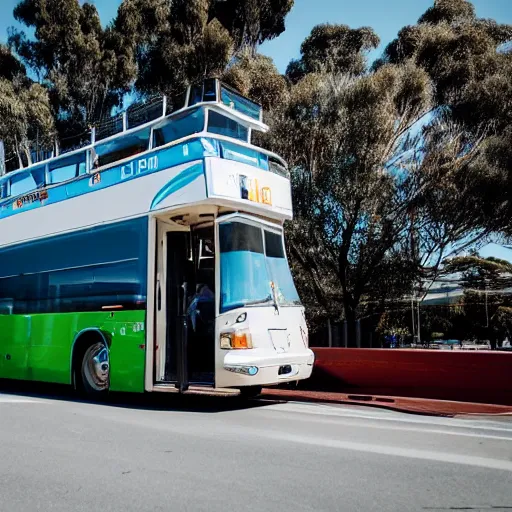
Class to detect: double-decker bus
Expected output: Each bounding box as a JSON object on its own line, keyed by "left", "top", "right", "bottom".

{"left": 0, "top": 79, "right": 314, "bottom": 398}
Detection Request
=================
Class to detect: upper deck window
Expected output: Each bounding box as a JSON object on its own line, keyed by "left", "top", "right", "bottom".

{"left": 207, "top": 111, "right": 248, "bottom": 142}
{"left": 9, "top": 167, "right": 45, "bottom": 197}
{"left": 94, "top": 127, "right": 151, "bottom": 168}
{"left": 153, "top": 109, "right": 204, "bottom": 148}
{"left": 49, "top": 152, "right": 87, "bottom": 184}
{"left": 187, "top": 78, "right": 218, "bottom": 107}
{"left": 220, "top": 85, "right": 261, "bottom": 121}
{"left": 269, "top": 157, "right": 289, "bottom": 178}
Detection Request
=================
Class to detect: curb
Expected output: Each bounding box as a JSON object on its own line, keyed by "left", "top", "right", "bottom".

{"left": 262, "top": 388, "right": 512, "bottom": 417}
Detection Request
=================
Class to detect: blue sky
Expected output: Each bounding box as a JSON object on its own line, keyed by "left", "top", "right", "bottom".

{"left": 1, "top": 0, "right": 511, "bottom": 259}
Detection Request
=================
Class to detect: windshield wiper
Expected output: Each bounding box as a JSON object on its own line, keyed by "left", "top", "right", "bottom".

{"left": 226, "top": 293, "right": 281, "bottom": 311}
{"left": 270, "top": 281, "right": 280, "bottom": 315}
{"left": 242, "top": 295, "right": 274, "bottom": 307}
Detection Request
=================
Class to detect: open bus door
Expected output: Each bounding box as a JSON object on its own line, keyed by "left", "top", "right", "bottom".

{"left": 165, "top": 231, "right": 190, "bottom": 391}
{"left": 154, "top": 221, "right": 215, "bottom": 389}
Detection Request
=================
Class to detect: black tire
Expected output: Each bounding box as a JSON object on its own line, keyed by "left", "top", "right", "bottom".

{"left": 239, "top": 385, "right": 262, "bottom": 399}
{"left": 74, "top": 341, "right": 110, "bottom": 397}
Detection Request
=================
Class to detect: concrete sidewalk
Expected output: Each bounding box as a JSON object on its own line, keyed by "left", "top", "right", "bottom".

{"left": 262, "top": 388, "right": 512, "bottom": 417}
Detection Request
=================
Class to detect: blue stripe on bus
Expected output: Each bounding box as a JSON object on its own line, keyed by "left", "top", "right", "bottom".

{"left": 0, "top": 137, "right": 271, "bottom": 221}
{"left": 150, "top": 163, "right": 205, "bottom": 210}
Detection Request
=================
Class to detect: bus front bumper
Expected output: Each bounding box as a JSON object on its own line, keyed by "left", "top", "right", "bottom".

{"left": 221, "top": 349, "right": 315, "bottom": 387}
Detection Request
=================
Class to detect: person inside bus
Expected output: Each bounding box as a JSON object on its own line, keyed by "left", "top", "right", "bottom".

{"left": 187, "top": 282, "right": 214, "bottom": 332}
{"left": 186, "top": 277, "right": 215, "bottom": 376}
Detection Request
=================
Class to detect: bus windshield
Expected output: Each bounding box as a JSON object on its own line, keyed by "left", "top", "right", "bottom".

{"left": 219, "top": 220, "right": 301, "bottom": 313}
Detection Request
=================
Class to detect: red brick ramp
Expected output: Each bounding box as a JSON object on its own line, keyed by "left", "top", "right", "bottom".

{"left": 261, "top": 389, "right": 512, "bottom": 417}
{"left": 302, "top": 348, "right": 512, "bottom": 406}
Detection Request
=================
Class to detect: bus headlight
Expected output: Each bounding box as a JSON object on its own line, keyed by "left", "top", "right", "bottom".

{"left": 225, "top": 365, "right": 259, "bottom": 375}
{"left": 220, "top": 329, "right": 253, "bottom": 349}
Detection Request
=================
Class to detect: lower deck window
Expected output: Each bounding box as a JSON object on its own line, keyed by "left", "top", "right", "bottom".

{"left": 0, "top": 218, "right": 148, "bottom": 314}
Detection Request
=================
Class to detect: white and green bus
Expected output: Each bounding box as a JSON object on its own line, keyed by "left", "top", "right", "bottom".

{"left": 0, "top": 79, "right": 314, "bottom": 398}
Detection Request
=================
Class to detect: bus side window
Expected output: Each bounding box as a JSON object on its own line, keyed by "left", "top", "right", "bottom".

{"left": 48, "top": 153, "right": 86, "bottom": 184}
{"left": 95, "top": 127, "right": 150, "bottom": 167}
{"left": 207, "top": 111, "right": 248, "bottom": 142}
{"left": 9, "top": 167, "right": 44, "bottom": 197}
{"left": 0, "top": 218, "right": 148, "bottom": 315}
{"left": 153, "top": 109, "right": 204, "bottom": 148}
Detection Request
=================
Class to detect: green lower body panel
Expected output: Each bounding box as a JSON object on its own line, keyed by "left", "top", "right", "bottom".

{"left": 0, "top": 310, "right": 147, "bottom": 393}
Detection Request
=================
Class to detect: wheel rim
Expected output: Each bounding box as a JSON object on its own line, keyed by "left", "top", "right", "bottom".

{"left": 82, "top": 342, "right": 110, "bottom": 392}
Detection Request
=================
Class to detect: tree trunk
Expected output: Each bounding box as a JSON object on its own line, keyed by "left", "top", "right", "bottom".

{"left": 343, "top": 300, "right": 358, "bottom": 348}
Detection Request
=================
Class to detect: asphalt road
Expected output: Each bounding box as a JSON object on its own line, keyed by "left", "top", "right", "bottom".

{"left": 1, "top": 385, "right": 512, "bottom": 512}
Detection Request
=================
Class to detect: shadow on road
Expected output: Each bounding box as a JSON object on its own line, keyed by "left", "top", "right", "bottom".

{"left": 0, "top": 379, "right": 284, "bottom": 413}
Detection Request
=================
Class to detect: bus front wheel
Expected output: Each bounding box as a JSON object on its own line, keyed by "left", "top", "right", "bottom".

{"left": 239, "top": 386, "right": 262, "bottom": 399}
{"left": 75, "top": 341, "right": 110, "bottom": 396}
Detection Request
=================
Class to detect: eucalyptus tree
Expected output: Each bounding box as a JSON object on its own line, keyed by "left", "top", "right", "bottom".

{"left": 286, "top": 23, "right": 380, "bottom": 83}
{"left": 9, "top": 0, "right": 136, "bottom": 137}
{"left": 114, "top": 0, "right": 294, "bottom": 97}
{"left": 263, "top": 21, "right": 491, "bottom": 340}
{"left": 378, "top": 0, "right": 512, "bottom": 236}
{"left": 0, "top": 44, "right": 54, "bottom": 170}
{"left": 442, "top": 255, "right": 512, "bottom": 347}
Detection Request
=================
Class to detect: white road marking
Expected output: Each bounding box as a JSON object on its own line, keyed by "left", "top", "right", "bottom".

{"left": 262, "top": 401, "right": 512, "bottom": 434}
{"left": 260, "top": 430, "right": 512, "bottom": 472}
{"left": 0, "top": 394, "right": 41, "bottom": 404}
{"left": 265, "top": 403, "right": 512, "bottom": 441}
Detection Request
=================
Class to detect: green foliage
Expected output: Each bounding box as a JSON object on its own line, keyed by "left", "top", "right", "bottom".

{"left": 259, "top": 2, "right": 512, "bottom": 337}
{"left": 114, "top": 0, "right": 228, "bottom": 96}
{"left": 262, "top": 57, "right": 490, "bottom": 339}
{"left": 442, "top": 255, "right": 512, "bottom": 291}
{"left": 0, "top": 42, "right": 54, "bottom": 168}
{"left": 0, "top": 78, "right": 55, "bottom": 167}
{"left": 376, "top": 312, "right": 410, "bottom": 337}
{"left": 9, "top": 0, "right": 136, "bottom": 139}
{"left": 286, "top": 24, "right": 380, "bottom": 83}
{"left": 379, "top": 0, "right": 512, "bottom": 126}
{"left": 223, "top": 51, "right": 288, "bottom": 110}
{"left": 0, "top": 44, "right": 27, "bottom": 82}
{"left": 418, "top": 0, "right": 476, "bottom": 25}
{"left": 2, "top": 0, "right": 295, "bottom": 159}
{"left": 212, "top": 0, "right": 294, "bottom": 51}
{"left": 374, "top": 0, "right": 512, "bottom": 239}
{"left": 468, "top": 129, "right": 512, "bottom": 236}
{"left": 114, "top": 0, "right": 294, "bottom": 97}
